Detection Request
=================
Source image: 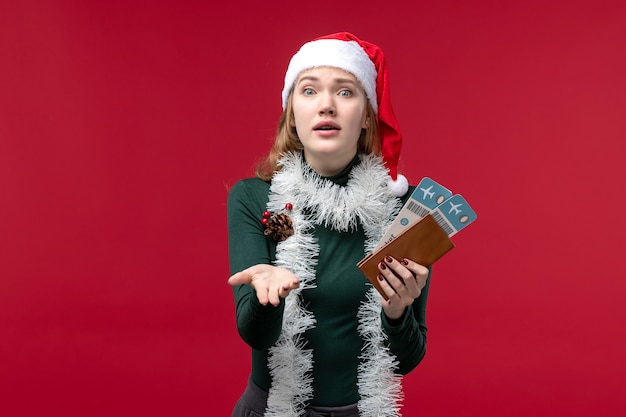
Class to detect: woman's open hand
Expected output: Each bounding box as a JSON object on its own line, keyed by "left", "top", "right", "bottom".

{"left": 228, "top": 264, "right": 300, "bottom": 307}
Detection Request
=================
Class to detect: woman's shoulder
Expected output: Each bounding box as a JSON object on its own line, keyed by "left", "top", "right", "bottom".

{"left": 230, "top": 176, "right": 270, "bottom": 188}
{"left": 228, "top": 177, "right": 271, "bottom": 204}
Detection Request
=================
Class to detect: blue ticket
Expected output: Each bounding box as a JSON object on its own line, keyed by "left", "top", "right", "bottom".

{"left": 375, "top": 177, "right": 452, "bottom": 250}
{"left": 430, "top": 194, "right": 477, "bottom": 237}
{"left": 413, "top": 177, "right": 453, "bottom": 210}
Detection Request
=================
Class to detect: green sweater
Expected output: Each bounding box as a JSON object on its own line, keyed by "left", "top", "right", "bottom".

{"left": 227, "top": 160, "right": 430, "bottom": 407}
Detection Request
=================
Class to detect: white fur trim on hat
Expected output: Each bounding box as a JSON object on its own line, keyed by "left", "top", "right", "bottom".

{"left": 387, "top": 173, "right": 409, "bottom": 197}
{"left": 282, "top": 39, "right": 378, "bottom": 113}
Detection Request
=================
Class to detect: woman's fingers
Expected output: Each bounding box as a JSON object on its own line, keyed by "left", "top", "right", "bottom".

{"left": 267, "top": 279, "right": 300, "bottom": 306}
{"left": 376, "top": 272, "right": 398, "bottom": 301}
{"left": 379, "top": 256, "right": 428, "bottom": 299}
{"left": 400, "top": 258, "right": 429, "bottom": 291}
{"left": 227, "top": 269, "right": 252, "bottom": 286}
{"left": 257, "top": 285, "right": 271, "bottom": 306}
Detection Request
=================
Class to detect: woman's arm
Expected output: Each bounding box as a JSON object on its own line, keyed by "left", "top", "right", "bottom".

{"left": 227, "top": 179, "right": 288, "bottom": 350}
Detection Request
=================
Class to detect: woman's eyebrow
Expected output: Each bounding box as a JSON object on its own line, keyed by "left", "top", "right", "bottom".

{"left": 334, "top": 78, "right": 358, "bottom": 85}
{"left": 296, "top": 75, "right": 319, "bottom": 85}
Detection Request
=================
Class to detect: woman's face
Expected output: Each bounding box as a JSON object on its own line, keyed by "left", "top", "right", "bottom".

{"left": 292, "top": 66, "right": 368, "bottom": 176}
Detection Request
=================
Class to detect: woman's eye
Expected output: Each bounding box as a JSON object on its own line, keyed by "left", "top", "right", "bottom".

{"left": 303, "top": 88, "right": 315, "bottom": 96}
{"left": 339, "top": 90, "right": 352, "bottom": 97}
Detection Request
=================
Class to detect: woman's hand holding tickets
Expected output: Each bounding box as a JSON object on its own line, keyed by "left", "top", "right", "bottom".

{"left": 228, "top": 264, "right": 300, "bottom": 307}
{"left": 377, "top": 256, "right": 429, "bottom": 321}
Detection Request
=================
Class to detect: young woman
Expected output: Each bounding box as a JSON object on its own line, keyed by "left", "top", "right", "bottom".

{"left": 227, "top": 32, "right": 431, "bottom": 417}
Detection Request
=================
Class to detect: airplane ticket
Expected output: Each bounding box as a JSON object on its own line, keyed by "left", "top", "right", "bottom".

{"left": 375, "top": 177, "right": 452, "bottom": 251}
{"left": 430, "top": 194, "right": 477, "bottom": 237}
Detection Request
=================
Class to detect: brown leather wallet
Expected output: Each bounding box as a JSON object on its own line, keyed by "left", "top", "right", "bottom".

{"left": 357, "top": 214, "right": 455, "bottom": 300}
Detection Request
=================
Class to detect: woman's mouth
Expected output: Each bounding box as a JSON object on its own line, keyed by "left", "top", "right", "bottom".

{"left": 313, "top": 121, "right": 340, "bottom": 132}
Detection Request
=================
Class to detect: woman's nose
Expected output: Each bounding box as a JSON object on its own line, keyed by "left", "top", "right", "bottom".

{"left": 318, "top": 93, "right": 336, "bottom": 115}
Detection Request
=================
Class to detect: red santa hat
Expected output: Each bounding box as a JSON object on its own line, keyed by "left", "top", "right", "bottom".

{"left": 282, "top": 32, "right": 409, "bottom": 197}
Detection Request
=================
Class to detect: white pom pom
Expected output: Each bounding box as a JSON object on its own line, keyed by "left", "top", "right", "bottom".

{"left": 387, "top": 174, "right": 409, "bottom": 197}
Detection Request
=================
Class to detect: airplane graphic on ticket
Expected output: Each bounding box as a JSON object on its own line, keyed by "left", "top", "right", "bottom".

{"left": 375, "top": 177, "right": 477, "bottom": 251}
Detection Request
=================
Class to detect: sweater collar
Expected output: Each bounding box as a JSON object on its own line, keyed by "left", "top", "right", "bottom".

{"left": 302, "top": 152, "right": 361, "bottom": 187}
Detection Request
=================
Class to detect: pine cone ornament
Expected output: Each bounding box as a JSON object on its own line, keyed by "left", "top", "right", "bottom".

{"left": 261, "top": 203, "right": 294, "bottom": 242}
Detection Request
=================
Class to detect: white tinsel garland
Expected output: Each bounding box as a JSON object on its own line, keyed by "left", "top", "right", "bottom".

{"left": 264, "top": 152, "right": 404, "bottom": 416}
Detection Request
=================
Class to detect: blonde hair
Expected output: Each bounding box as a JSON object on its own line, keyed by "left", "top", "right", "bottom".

{"left": 255, "top": 91, "right": 380, "bottom": 181}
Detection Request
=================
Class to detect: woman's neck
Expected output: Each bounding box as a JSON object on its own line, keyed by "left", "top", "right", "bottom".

{"left": 303, "top": 150, "right": 358, "bottom": 177}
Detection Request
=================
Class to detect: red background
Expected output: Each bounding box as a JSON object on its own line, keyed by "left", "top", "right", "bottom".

{"left": 1, "top": 1, "right": 625, "bottom": 416}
